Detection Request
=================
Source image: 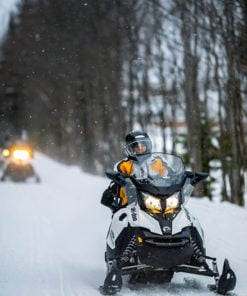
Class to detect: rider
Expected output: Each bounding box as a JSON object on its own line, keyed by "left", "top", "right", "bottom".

{"left": 101, "top": 130, "right": 168, "bottom": 212}
{"left": 100, "top": 131, "right": 171, "bottom": 292}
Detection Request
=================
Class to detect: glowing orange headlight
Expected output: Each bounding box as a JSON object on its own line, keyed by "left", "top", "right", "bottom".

{"left": 13, "top": 149, "right": 30, "bottom": 160}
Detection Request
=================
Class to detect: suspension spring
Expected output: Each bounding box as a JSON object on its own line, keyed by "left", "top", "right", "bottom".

{"left": 191, "top": 239, "right": 203, "bottom": 261}
{"left": 121, "top": 235, "right": 137, "bottom": 263}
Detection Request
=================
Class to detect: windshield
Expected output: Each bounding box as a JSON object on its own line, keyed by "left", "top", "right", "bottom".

{"left": 128, "top": 153, "right": 185, "bottom": 197}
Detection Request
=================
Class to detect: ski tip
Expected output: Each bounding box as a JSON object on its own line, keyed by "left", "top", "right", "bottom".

{"left": 217, "top": 258, "right": 237, "bottom": 295}
{"left": 99, "top": 285, "right": 119, "bottom": 295}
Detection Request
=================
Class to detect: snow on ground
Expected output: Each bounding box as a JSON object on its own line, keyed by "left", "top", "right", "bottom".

{"left": 0, "top": 152, "right": 246, "bottom": 296}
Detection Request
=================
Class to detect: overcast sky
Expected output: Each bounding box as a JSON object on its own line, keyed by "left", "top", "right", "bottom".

{"left": 0, "top": 0, "right": 20, "bottom": 41}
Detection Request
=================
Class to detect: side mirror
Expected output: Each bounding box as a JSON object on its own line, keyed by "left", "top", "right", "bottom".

{"left": 191, "top": 172, "right": 209, "bottom": 185}
{"left": 105, "top": 170, "right": 128, "bottom": 186}
{"left": 184, "top": 171, "right": 208, "bottom": 185}
{"left": 185, "top": 171, "right": 194, "bottom": 178}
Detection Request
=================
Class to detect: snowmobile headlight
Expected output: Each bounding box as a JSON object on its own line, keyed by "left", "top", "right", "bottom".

{"left": 2, "top": 149, "right": 9, "bottom": 158}
{"left": 13, "top": 149, "right": 30, "bottom": 160}
{"left": 143, "top": 194, "right": 162, "bottom": 212}
{"left": 166, "top": 193, "right": 180, "bottom": 211}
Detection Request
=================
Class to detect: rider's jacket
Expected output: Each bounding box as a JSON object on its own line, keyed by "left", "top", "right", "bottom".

{"left": 115, "top": 157, "right": 167, "bottom": 177}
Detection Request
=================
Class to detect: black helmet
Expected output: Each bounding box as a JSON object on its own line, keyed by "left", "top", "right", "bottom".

{"left": 125, "top": 130, "right": 152, "bottom": 157}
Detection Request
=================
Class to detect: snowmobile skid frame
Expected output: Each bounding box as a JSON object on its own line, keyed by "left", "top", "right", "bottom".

{"left": 100, "top": 256, "right": 236, "bottom": 295}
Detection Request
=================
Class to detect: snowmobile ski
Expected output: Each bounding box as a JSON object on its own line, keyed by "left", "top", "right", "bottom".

{"left": 208, "top": 259, "right": 236, "bottom": 295}
{"left": 100, "top": 261, "right": 122, "bottom": 295}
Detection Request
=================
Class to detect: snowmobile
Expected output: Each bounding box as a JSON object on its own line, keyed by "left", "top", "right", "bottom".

{"left": 100, "top": 152, "right": 236, "bottom": 295}
{"left": 0, "top": 144, "right": 40, "bottom": 183}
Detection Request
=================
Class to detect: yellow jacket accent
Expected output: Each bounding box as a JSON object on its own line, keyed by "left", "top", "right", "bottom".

{"left": 150, "top": 157, "right": 167, "bottom": 177}
{"left": 117, "top": 160, "right": 134, "bottom": 175}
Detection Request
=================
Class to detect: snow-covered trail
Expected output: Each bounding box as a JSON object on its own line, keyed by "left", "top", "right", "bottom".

{"left": 0, "top": 153, "right": 246, "bottom": 296}
{"left": 0, "top": 154, "right": 109, "bottom": 296}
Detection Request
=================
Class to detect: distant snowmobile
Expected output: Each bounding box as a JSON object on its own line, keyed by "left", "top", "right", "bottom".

{"left": 1, "top": 144, "right": 40, "bottom": 183}
{"left": 100, "top": 152, "right": 236, "bottom": 295}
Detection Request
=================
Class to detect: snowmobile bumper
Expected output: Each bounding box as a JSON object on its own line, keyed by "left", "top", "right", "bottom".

{"left": 1, "top": 162, "right": 40, "bottom": 183}
{"left": 2, "top": 162, "right": 35, "bottom": 181}
{"left": 136, "top": 228, "right": 194, "bottom": 268}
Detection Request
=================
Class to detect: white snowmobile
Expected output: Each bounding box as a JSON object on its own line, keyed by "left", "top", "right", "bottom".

{"left": 100, "top": 153, "right": 236, "bottom": 295}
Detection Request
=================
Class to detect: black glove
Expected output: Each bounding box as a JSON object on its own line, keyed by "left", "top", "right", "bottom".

{"left": 111, "top": 196, "right": 122, "bottom": 213}
{"left": 101, "top": 182, "right": 122, "bottom": 212}
{"left": 101, "top": 188, "right": 114, "bottom": 208}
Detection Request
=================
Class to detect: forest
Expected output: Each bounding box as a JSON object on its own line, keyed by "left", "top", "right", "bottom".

{"left": 0, "top": 0, "right": 246, "bottom": 206}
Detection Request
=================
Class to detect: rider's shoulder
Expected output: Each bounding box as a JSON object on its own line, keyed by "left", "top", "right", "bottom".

{"left": 114, "top": 158, "right": 133, "bottom": 173}
{"left": 114, "top": 158, "right": 134, "bottom": 175}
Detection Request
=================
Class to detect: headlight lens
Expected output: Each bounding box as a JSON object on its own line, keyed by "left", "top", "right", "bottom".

{"left": 144, "top": 194, "right": 162, "bottom": 212}
{"left": 166, "top": 193, "right": 179, "bottom": 211}
{"left": 143, "top": 192, "right": 180, "bottom": 213}
{"left": 2, "top": 149, "right": 9, "bottom": 158}
{"left": 13, "top": 149, "right": 30, "bottom": 160}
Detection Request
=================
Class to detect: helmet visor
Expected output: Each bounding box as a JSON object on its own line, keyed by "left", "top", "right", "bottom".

{"left": 125, "top": 139, "right": 152, "bottom": 157}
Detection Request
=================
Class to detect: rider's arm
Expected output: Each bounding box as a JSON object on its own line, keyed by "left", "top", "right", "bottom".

{"left": 101, "top": 159, "right": 132, "bottom": 211}
{"left": 101, "top": 182, "right": 121, "bottom": 212}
